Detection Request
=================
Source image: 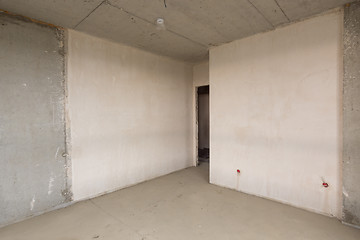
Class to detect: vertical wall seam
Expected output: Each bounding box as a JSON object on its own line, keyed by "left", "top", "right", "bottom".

{"left": 63, "top": 29, "right": 73, "bottom": 202}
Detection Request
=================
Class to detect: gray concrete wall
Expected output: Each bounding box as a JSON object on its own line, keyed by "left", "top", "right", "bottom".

{"left": 343, "top": 1, "right": 360, "bottom": 227}
{"left": 0, "top": 13, "right": 71, "bottom": 227}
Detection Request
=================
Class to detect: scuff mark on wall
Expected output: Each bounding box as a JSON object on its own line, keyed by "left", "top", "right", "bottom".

{"left": 343, "top": 187, "right": 349, "bottom": 198}
{"left": 48, "top": 175, "right": 55, "bottom": 195}
{"left": 55, "top": 147, "right": 60, "bottom": 159}
{"left": 30, "top": 196, "right": 35, "bottom": 211}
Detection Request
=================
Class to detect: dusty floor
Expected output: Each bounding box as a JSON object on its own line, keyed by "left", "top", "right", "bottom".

{"left": 1, "top": 163, "right": 359, "bottom": 240}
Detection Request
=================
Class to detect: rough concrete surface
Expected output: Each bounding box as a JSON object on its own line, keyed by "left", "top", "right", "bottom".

{"left": 74, "top": 2, "right": 209, "bottom": 62}
{"left": 343, "top": 1, "right": 360, "bottom": 227}
{"left": 0, "top": 0, "right": 103, "bottom": 28}
{"left": 0, "top": 13, "right": 70, "bottom": 227}
{"left": 0, "top": 0, "right": 354, "bottom": 61}
{"left": 276, "top": 0, "right": 353, "bottom": 20}
{"left": 0, "top": 163, "right": 359, "bottom": 240}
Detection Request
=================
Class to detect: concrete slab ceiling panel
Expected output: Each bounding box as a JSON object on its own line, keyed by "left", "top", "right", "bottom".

{"left": 167, "top": 0, "right": 272, "bottom": 44}
{"left": 248, "top": 0, "right": 290, "bottom": 26}
{"left": 108, "top": 0, "right": 272, "bottom": 48}
{"left": 106, "top": 0, "right": 227, "bottom": 47}
{"left": 0, "top": 0, "right": 356, "bottom": 61}
{"left": 276, "top": 0, "right": 353, "bottom": 21}
{"left": 0, "top": 0, "right": 103, "bottom": 28}
{"left": 75, "top": 2, "right": 208, "bottom": 62}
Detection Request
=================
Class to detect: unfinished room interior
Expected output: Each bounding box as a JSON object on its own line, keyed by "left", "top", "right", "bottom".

{"left": 1, "top": 0, "right": 360, "bottom": 239}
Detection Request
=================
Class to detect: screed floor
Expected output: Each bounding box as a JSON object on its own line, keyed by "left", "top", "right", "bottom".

{"left": 1, "top": 163, "right": 359, "bottom": 240}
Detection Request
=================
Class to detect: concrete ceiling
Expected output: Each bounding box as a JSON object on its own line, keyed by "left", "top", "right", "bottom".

{"left": 0, "top": 0, "right": 354, "bottom": 62}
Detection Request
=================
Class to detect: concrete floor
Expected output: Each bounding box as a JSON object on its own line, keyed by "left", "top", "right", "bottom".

{"left": 1, "top": 163, "right": 359, "bottom": 240}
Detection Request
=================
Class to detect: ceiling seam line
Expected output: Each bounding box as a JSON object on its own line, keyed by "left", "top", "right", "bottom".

{"left": 165, "top": 28, "right": 208, "bottom": 49}
{"left": 273, "top": 0, "right": 290, "bottom": 22}
{"left": 105, "top": 1, "right": 208, "bottom": 49}
{"left": 73, "top": 0, "right": 106, "bottom": 29}
{"left": 247, "top": 0, "right": 274, "bottom": 28}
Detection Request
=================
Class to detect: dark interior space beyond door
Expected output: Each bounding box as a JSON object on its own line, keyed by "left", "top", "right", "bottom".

{"left": 198, "top": 85, "right": 209, "bottom": 163}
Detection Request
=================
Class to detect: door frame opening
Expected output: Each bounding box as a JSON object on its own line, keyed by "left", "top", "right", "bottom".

{"left": 194, "top": 85, "right": 210, "bottom": 167}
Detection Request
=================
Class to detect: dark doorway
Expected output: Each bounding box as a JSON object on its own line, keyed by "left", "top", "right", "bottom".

{"left": 197, "top": 85, "right": 209, "bottom": 163}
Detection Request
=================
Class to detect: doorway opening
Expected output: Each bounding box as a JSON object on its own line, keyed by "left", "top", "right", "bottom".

{"left": 197, "top": 85, "right": 209, "bottom": 165}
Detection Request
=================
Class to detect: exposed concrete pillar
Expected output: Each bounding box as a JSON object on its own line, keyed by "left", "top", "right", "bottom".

{"left": 343, "top": 1, "right": 360, "bottom": 228}
{"left": 0, "top": 12, "right": 70, "bottom": 227}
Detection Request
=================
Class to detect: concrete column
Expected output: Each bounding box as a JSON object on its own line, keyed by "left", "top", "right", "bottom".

{"left": 0, "top": 12, "right": 70, "bottom": 227}
{"left": 343, "top": 1, "right": 360, "bottom": 227}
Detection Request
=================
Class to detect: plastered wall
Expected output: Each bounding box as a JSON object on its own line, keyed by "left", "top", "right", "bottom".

{"left": 67, "top": 30, "right": 193, "bottom": 201}
{"left": 210, "top": 11, "right": 343, "bottom": 217}
{"left": 193, "top": 61, "right": 209, "bottom": 87}
{"left": 0, "top": 13, "right": 70, "bottom": 227}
